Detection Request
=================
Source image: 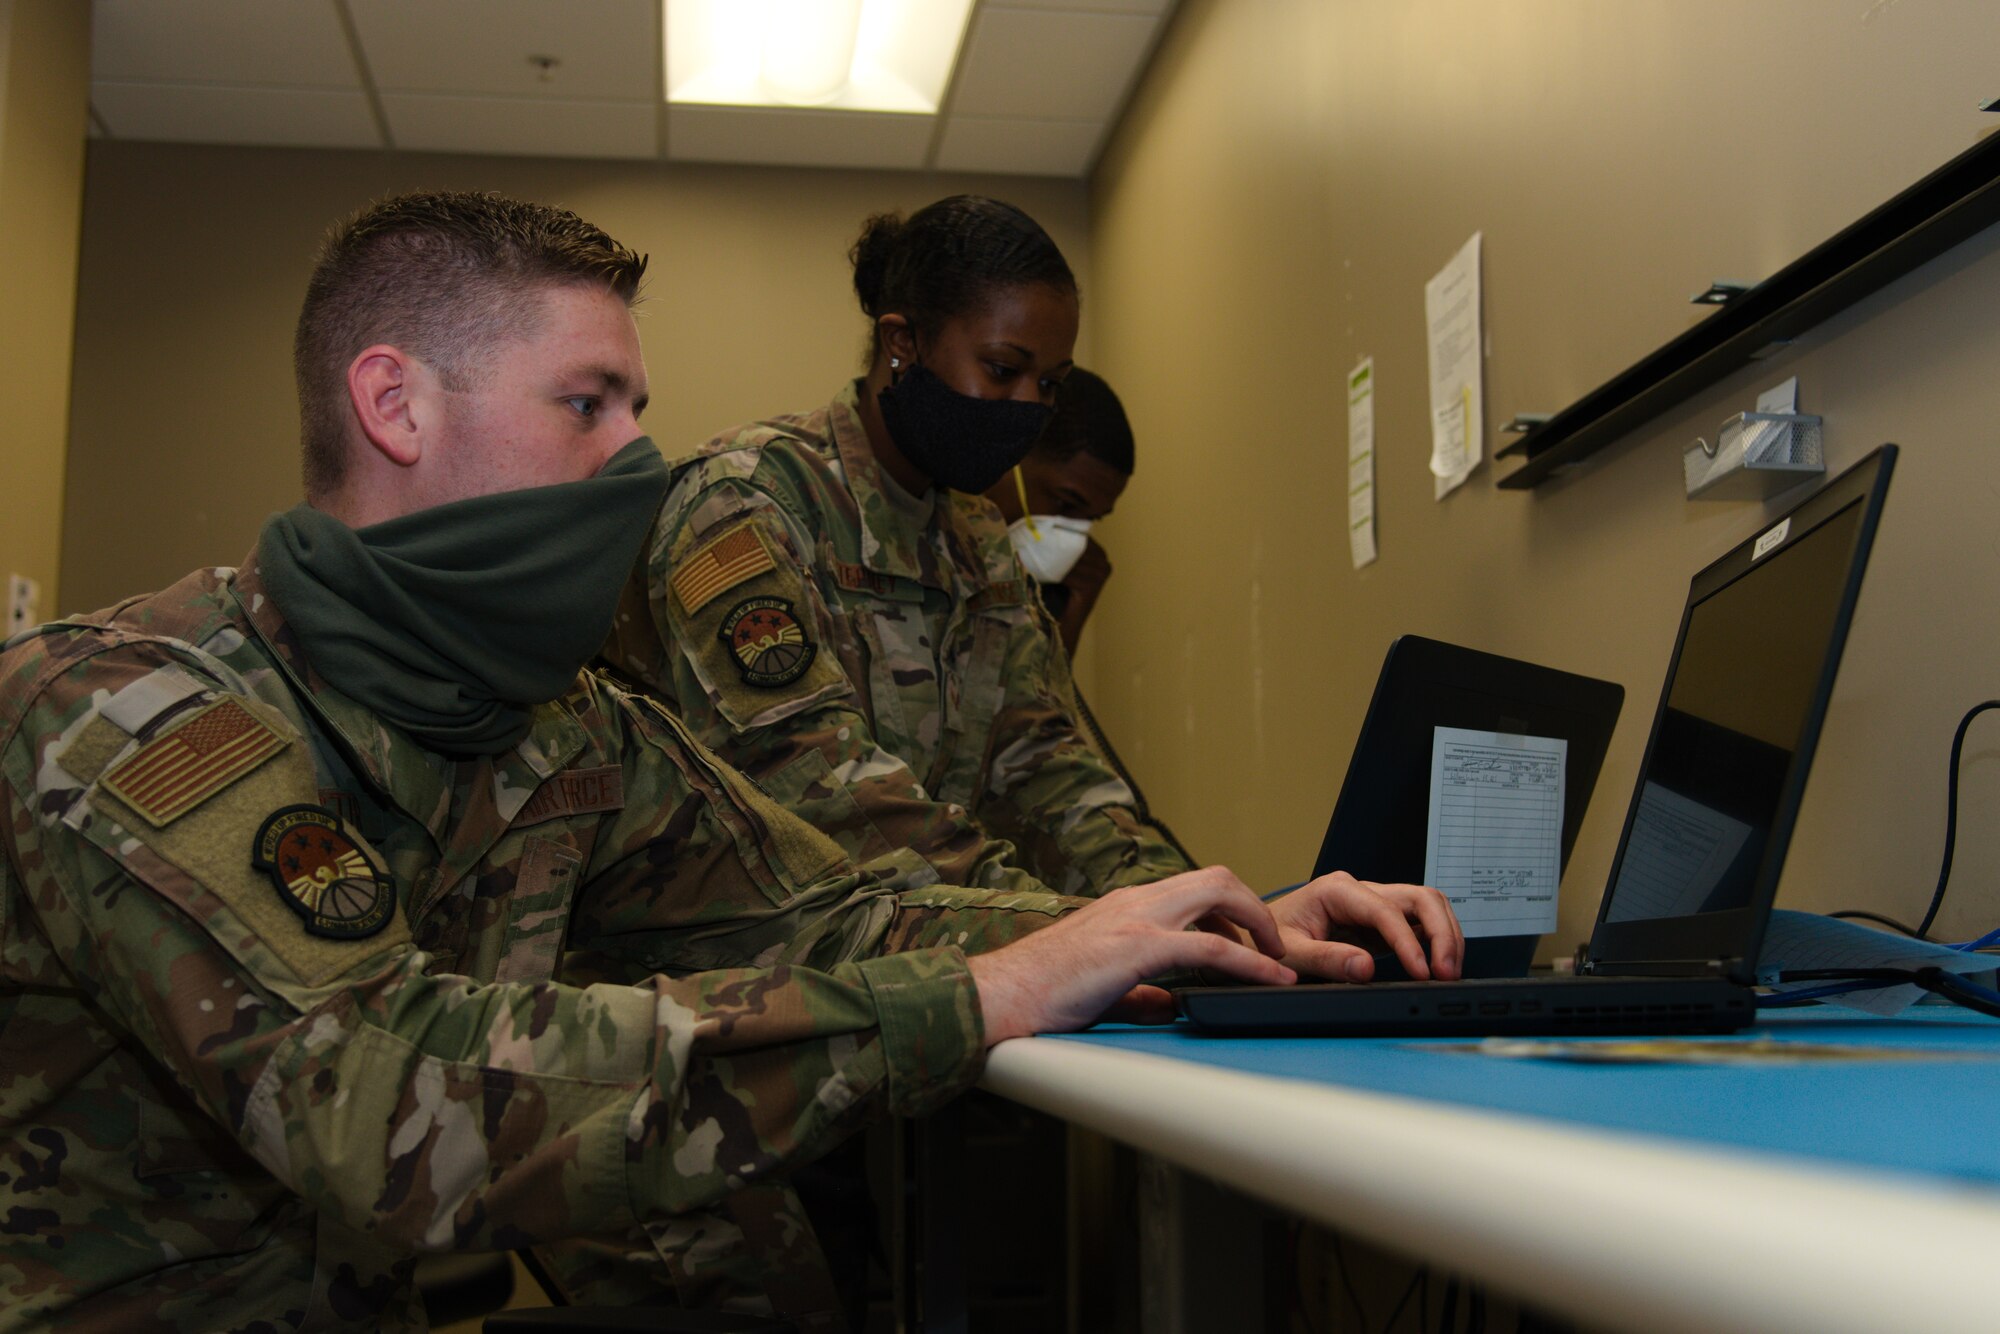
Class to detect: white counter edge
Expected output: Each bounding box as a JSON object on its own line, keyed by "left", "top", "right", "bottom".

{"left": 982, "top": 1035, "right": 2000, "bottom": 1334}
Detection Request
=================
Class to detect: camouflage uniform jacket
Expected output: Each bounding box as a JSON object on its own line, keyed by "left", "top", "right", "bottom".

{"left": 0, "top": 555, "right": 1077, "bottom": 1332}
{"left": 603, "top": 381, "right": 1191, "bottom": 898}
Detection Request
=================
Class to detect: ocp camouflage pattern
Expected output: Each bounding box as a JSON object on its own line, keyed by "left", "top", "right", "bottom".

{"left": 602, "top": 380, "right": 1192, "bottom": 899}
{"left": 0, "top": 553, "right": 1079, "bottom": 1331}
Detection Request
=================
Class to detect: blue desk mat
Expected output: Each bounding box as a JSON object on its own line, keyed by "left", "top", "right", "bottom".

{"left": 1050, "top": 1010, "right": 2000, "bottom": 1186}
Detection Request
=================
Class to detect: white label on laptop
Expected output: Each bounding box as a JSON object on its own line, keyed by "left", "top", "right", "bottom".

{"left": 1423, "top": 727, "right": 1566, "bottom": 937}
{"left": 1752, "top": 517, "right": 1790, "bottom": 561}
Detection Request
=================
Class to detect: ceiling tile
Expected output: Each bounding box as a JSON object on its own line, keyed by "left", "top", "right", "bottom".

{"left": 949, "top": 8, "right": 1157, "bottom": 122}
{"left": 988, "top": 0, "right": 1173, "bottom": 13}
{"left": 934, "top": 115, "right": 1102, "bottom": 177}
{"left": 382, "top": 94, "right": 659, "bottom": 159}
{"left": 350, "top": 0, "right": 657, "bottom": 99}
{"left": 82, "top": 0, "right": 1180, "bottom": 175}
{"left": 91, "top": 82, "right": 381, "bottom": 148}
{"left": 667, "top": 106, "right": 934, "bottom": 171}
{"left": 92, "top": 0, "right": 360, "bottom": 87}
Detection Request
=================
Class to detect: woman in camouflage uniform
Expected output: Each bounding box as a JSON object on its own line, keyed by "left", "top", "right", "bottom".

{"left": 607, "top": 196, "right": 1186, "bottom": 901}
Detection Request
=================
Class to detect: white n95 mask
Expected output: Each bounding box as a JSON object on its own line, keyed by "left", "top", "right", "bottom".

{"left": 1008, "top": 514, "right": 1093, "bottom": 584}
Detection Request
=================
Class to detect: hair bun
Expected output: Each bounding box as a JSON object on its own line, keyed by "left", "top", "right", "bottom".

{"left": 847, "top": 195, "right": 1075, "bottom": 355}
{"left": 848, "top": 211, "right": 906, "bottom": 316}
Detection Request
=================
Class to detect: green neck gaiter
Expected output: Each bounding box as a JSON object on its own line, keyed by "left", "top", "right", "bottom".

{"left": 258, "top": 437, "right": 668, "bottom": 757}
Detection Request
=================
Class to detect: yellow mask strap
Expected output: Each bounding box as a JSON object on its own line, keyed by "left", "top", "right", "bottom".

{"left": 1012, "top": 466, "right": 1041, "bottom": 539}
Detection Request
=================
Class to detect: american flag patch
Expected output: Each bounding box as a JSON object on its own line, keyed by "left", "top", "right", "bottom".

{"left": 671, "top": 524, "right": 776, "bottom": 615}
{"left": 101, "top": 697, "right": 287, "bottom": 826}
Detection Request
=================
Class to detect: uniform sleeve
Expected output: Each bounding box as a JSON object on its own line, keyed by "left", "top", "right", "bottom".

{"left": 0, "top": 640, "right": 998, "bottom": 1257}
{"left": 974, "top": 589, "right": 1195, "bottom": 896}
{"left": 558, "top": 684, "right": 1080, "bottom": 982}
{"left": 609, "top": 472, "right": 1053, "bottom": 897}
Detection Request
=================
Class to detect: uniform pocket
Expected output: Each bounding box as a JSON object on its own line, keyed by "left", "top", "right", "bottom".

{"left": 764, "top": 746, "right": 895, "bottom": 867}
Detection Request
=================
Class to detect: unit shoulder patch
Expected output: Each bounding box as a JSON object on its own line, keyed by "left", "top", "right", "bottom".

{"left": 718, "top": 596, "right": 817, "bottom": 688}
{"left": 252, "top": 805, "right": 396, "bottom": 940}
{"left": 661, "top": 516, "right": 852, "bottom": 730}
{"left": 100, "top": 696, "right": 288, "bottom": 826}
{"left": 671, "top": 522, "right": 777, "bottom": 616}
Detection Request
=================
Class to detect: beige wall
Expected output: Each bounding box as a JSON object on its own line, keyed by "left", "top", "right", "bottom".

{"left": 61, "top": 143, "right": 1090, "bottom": 614}
{"left": 1086, "top": 0, "right": 2000, "bottom": 947}
{"left": 0, "top": 0, "right": 88, "bottom": 613}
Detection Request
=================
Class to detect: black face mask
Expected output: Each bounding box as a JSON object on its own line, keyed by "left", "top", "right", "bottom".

{"left": 876, "top": 361, "right": 1054, "bottom": 494}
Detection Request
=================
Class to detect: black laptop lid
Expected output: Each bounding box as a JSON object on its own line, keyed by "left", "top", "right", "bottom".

{"left": 1586, "top": 446, "right": 1897, "bottom": 983}
{"left": 1311, "top": 637, "right": 1623, "bottom": 891}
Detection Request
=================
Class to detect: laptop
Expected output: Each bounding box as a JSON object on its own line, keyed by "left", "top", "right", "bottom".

{"left": 1307, "top": 635, "right": 1624, "bottom": 981}
{"left": 1177, "top": 444, "right": 1898, "bottom": 1036}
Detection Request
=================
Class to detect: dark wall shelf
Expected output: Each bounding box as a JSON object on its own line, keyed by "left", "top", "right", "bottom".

{"left": 1498, "top": 129, "right": 2000, "bottom": 490}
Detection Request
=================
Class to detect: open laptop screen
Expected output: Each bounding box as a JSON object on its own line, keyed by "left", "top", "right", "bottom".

{"left": 1587, "top": 448, "right": 1894, "bottom": 982}
{"left": 1596, "top": 466, "right": 1880, "bottom": 943}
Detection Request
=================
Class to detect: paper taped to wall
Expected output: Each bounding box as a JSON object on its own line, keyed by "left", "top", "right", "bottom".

{"left": 1425, "top": 232, "right": 1484, "bottom": 498}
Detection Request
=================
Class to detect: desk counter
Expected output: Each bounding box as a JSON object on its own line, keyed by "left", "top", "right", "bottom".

{"left": 981, "top": 1011, "right": 2000, "bottom": 1334}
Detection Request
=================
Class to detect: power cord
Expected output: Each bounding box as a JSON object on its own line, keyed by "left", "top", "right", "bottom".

{"left": 1915, "top": 700, "right": 2000, "bottom": 938}
{"left": 1825, "top": 909, "right": 1924, "bottom": 937}
{"left": 1761, "top": 927, "right": 2000, "bottom": 1008}
{"left": 1329, "top": 1229, "right": 1368, "bottom": 1332}
{"left": 1761, "top": 966, "right": 2000, "bottom": 1019}
{"left": 1833, "top": 699, "right": 2000, "bottom": 940}
{"left": 1381, "top": 1265, "right": 1428, "bottom": 1333}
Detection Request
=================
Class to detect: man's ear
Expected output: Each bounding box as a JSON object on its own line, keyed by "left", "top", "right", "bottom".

{"left": 877, "top": 315, "right": 917, "bottom": 371}
{"left": 346, "top": 345, "right": 430, "bottom": 467}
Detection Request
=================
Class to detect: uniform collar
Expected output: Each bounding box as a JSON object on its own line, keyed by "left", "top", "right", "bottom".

{"left": 830, "top": 379, "right": 941, "bottom": 584}
{"left": 229, "top": 555, "right": 585, "bottom": 846}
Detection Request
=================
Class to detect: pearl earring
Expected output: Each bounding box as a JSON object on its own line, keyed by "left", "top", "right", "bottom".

{"left": 890, "top": 357, "right": 902, "bottom": 369}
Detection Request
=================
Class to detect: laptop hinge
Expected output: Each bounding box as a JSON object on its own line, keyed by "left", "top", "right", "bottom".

{"left": 1583, "top": 957, "right": 1740, "bottom": 980}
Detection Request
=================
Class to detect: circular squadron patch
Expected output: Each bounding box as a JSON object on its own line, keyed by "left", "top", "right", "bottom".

{"left": 719, "top": 596, "right": 818, "bottom": 687}
{"left": 252, "top": 805, "right": 395, "bottom": 939}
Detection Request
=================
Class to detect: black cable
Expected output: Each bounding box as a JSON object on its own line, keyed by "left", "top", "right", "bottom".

{"left": 1290, "top": 1221, "right": 1328, "bottom": 1334}
{"left": 1828, "top": 700, "right": 1999, "bottom": 941}
{"left": 1381, "top": 1265, "right": 1426, "bottom": 1334}
{"left": 1329, "top": 1230, "right": 1368, "bottom": 1332}
{"left": 1772, "top": 966, "right": 2000, "bottom": 1020}
{"left": 1827, "top": 909, "right": 1925, "bottom": 937}
{"left": 1774, "top": 967, "right": 1924, "bottom": 984}
{"left": 1914, "top": 700, "right": 2000, "bottom": 939}
{"left": 1437, "top": 1275, "right": 1460, "bottom": 1334}
{"left": 1071, "top": 684, "right": 1198, "bottom": 865}
{"left": 1917, "top": 967, "right": 2000, "bottom": 1021}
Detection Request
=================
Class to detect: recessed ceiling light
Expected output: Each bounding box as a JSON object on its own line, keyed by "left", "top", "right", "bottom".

{"left": 665, "top": 0, "right": 976, "bottom": 114}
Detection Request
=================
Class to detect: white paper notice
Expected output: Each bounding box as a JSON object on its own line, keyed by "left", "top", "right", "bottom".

{"left": 1423, "top": 726, "right": 1565, "bottom": 937}
{"left": 1346, "top": 358, "right": 1377, "bottom": 569}
{"left": 1424, "top": 233, "right": 1484, "bottom": 499}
